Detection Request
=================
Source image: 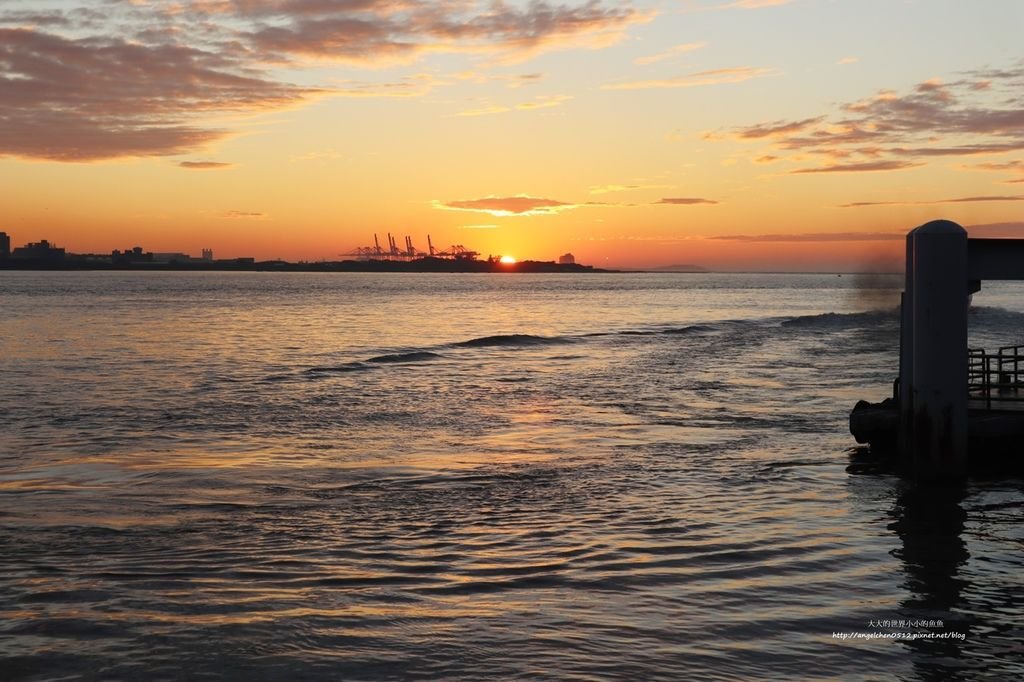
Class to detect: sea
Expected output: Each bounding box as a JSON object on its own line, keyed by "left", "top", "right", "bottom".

{"left": 1, "top": 270, "right": 1022, "bottom": 681}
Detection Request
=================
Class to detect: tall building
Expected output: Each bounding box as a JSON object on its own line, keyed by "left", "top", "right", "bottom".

{"left": 0, "top": 232, "right": 9, "bottom": 259}
{"left": 558, "top": 253, "right": 576, "bottom": 265}
{"left": 201, "top": 248, "right": 214, "bottom": 261}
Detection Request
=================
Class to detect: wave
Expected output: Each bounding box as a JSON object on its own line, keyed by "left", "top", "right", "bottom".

{"left": 781, "top": 309, "right": 898, "bottom": 329}
{"left": 969, "top": 305, "right": 1024, "bottom": 325}
{"left": 367, "top": 351, "right": 443, "bottom": 364}
{"left": 455, "top": 334, "right": 570, "bottom": 348}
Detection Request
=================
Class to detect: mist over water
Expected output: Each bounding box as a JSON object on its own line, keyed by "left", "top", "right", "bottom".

{"left": 1, "top": 271, "right": 1022, "bottom": 680}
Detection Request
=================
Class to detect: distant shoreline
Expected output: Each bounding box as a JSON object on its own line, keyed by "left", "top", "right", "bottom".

{"left": 0, "top": 257, "right": 614, "bottom": 274}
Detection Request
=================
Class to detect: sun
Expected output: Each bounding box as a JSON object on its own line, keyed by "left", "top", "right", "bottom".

{"left": 499, "top": 255, "right": 516, "bottom": 264}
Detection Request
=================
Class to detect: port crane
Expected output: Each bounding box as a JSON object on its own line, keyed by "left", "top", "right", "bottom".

{"left": 341, "top": 234, "right": 479, "bottom": 261}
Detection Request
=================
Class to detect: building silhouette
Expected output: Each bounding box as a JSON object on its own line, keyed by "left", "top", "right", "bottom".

{"left": 558, "top": 253, "right": 576, "bottom": 265}
{"left": 111, "top": 246, "right": 153, "bottom": 264}
{"left": 0, "top": 232, "right": 9, "bottom": 259}
{"left": 12, "top": 239, "right": 65, "bottom": 262}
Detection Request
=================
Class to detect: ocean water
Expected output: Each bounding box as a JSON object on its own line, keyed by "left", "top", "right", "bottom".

{"left": 1, "top": 271, "right": 1022, "bottom": 681}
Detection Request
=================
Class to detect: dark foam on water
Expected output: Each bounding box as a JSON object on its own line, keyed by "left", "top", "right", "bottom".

{"left": 366, "top": 351, "right": 443, "bottom": 363}
{"left": 304, "top": 362, "right": 369, "bottom": 374}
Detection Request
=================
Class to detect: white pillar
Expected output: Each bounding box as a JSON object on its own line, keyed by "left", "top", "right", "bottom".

{"left": 908, "top": 220, "right": 968, "bottom": 479}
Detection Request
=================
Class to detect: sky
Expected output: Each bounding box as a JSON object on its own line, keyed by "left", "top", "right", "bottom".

{"left": 1, "top": 0, "right": 1022, "bottom": 270}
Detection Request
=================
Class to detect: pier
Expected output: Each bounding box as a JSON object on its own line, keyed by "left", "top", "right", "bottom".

{"left": 850, "top": 220, "right": 1024, "bottom": 480}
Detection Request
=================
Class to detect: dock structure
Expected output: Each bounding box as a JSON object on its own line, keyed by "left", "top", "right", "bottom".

{"left": 851, "top": 219, "right": 1024, "bottom": 480}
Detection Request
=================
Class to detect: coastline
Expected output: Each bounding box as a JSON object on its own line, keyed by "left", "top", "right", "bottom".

{"left": 0, "top": 257, "right": 613, "bottom": 274}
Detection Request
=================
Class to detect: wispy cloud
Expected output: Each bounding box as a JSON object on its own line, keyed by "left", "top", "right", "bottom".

{"left": 178, "top": 161, "right": 232, "bottom": 170}
{"left": 434, "top": 195, "right": 581, "bottom": 217}
{"left": 634, "top": 42, "right": 707, "bottom": 66}
{"left": 838, "top": 56, "right": 858, "bottom": 65}
{"left": 455, "top": 94, "right": 571, "bottom": 116}
{"left": 589, "top": 183, "right": 672, "bottom": 195}
{"left": 454, "top": 104, "right": 511, "bottom": 117}
{"left": 332, "top": 74, "right": 441, "bottom": 98}
{"left": 224, "top": 210, "right": 264, "bottom": 219}
{"left": 965, "top": 158, "right": 1024, "bottom": 184}
{"left": 791, "top": 160, "right": 923, "bottom": 174}
{"left": 602, "top": 66, "right": 776, "bottom": 91}
{"left": 515, "top": 95, "right": 572, "bottom": 110}
{"left": 689, "top": 0, "right": 797, "bottom": 10}
{"left": 718, "top": 68, "right": 1024, "bottom": 172}
{"left": 839, "top": 194, "right": 1024, "bottom": 208}
{"left": 244, "top": 1, "right": 650, "bottom": 65}
{"left": 967, "top": 221, "right": 1024, "bottom": 238}
{"left": 656, "top": 197, "right": 719, "bottom": 205}
{"left": 733, "top": 116, "right": 824, "bottom": 139}
{"left": 725, "top": 0, "right": 796, "bottom": 7}
{"left": 711, "top": 231, "right": 904, "bottom": 242}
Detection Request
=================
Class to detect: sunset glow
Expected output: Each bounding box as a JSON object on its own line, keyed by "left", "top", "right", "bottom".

{"left": 500, "top": 255, "right": 517, "bottom": 265}
{"left": 1, "top": 1, "right": 1022, "bottom": 270}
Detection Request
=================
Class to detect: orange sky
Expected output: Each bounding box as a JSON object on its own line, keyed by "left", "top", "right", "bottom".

{"left": 1, "top": 0, "right": 1023, "bottom": 270}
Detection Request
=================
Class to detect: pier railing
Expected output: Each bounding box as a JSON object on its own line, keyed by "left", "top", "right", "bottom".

{"left": 967, "top": 345, "right": 1024, "bottom": 410}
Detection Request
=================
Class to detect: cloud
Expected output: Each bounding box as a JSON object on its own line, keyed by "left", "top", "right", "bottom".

{"left": 733, "top": 116, "right": 824, "bottom": 139}
{"left": 967, "top": 221, "right": 1024, "bottom": 238}
{"left": 719, "top": 67, "right": 1024, "bottom": 171}
{"left": 0, "top": 27, "right": 315, "bottom": 161}
{"left": 838, "top": 56, "right": 858, "bottom": 65}
{"left": 725, "top": 0, "right": 795, "bottom": 7}
{"left": 966, "top": 158, "right": 1024, "bottom": 183}
{"left": 455, "top": 94, "right": 571, "bottom": 116}
{"left": 515, "top": 95, "right": 572, "bottom": 110}
{"left": 656, "top": 197, "right": 718, "bottom": 205}
{"left": 711, "top": 231, "right": 904, "bottom": 242}
{"left": 711, "top": 221, "right": 1024, "bottom": 242}
{"left": 454, "top": 104, "right": 511, "bottom": 117}
{"left": 246, "top": 1, "right": 649, "bottom": 64}
{"left": 506, "top": 72, "right": 545, "bottom": 88}
{"left": 332, "top": 74, "right": 441, "bottom": 98}
{"left": 0, "top": 1, "right": 647, "bottom": 161}
{"left": 839, "top": 195, "right": 1024, "bottom": 208}
{"left": 634, "top": 42, "right": 707, "bottom": 66}
{"left": 791, "top": 160, "right": 923, "bottom": 174}
{"left": 435, "top": 195, "right": 579, "bottom": 216}
{"left": 589, "top": 183, "right": 672, "bottom": 195}
{"left": 602, "top": 66, "right": 776, "bottom": 91}
{"left": 178, "top": 161, "right": 233, "bottom": 169}
{"left": 224, "top": 210, "right": 264, "bottom": 218}
{"left": 688, "top": 0, "right": 796, "bottom": 10}
{"left": 972, "top": 160, "right": 1024, "bottom": 171}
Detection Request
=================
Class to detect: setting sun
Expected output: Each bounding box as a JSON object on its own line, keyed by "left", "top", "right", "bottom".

{"left": 499, "top": 255, "right": 517, "bottom": 264}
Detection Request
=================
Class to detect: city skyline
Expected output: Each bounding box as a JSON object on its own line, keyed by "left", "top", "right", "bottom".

{"left": 2, "top": 0, "right": 1023, "bottom": 270}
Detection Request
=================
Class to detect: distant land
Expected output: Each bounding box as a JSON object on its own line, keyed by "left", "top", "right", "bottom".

{"left": 647, "top": 263, "right": 707, "bottom": 273}
{"left": 618, "top": 263, "right": 707, "bottom": 273}
{"left": 0, "top": 256, "right": 612, "bottom": 274}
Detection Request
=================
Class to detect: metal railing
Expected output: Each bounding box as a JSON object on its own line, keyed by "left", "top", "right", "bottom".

{"left": 967, "top": 345, "right": 1024, "bottom": 410}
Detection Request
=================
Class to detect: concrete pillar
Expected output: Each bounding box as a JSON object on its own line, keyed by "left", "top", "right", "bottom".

{"left": 898, "top": 229, "right": 917, "bottom": 457}
{"left": 907, "top": 220, "right": 968, "bottom": 479}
